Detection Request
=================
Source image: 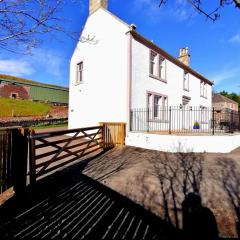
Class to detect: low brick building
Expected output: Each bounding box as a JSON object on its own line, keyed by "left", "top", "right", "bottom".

{"left": 0, "top": 74, "right": 69, "bottom": 104}
{"left": 0, "top": 83, "right": 30, "bottom": 99}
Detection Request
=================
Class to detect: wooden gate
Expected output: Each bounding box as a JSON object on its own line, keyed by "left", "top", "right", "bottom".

{"left": 29, "top": 126, "right": 104, "bottom": 183}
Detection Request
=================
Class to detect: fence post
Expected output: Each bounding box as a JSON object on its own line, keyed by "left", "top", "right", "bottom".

{"left": 147, "top": 108, "right": 149, "bottom": 132}
{"left": 169, "top": 106, "right": 172, "bottom": 134}
{"left": 130, "top": 110, "right": 133, "bottom": 132}
{"left": 12, "top": 128, "right": 29, "bottom": 195}
{"left": 230, "top": 110, "right": 234, "bottom": 133}
{"left": 212, "top": 107, "right": 215, "bottom": 135}
{"left": 99, "top": 123, "right": 105, "bottom": 149}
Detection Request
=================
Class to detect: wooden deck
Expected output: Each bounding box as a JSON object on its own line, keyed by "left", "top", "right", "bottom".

{"left": 0, "top": 161, "right": 180, "bottom": 240}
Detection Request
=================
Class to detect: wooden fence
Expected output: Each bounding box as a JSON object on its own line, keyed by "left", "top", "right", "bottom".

{"left": 0, "top": 128, "right": 29, "bottom": 195}
{"left": 0, "top": 122, "right": 126, "bottom": 193}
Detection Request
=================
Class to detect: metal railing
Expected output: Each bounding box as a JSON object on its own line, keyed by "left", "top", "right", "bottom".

{"left": 130, "top": 106, "right": 240, "bottom": 135}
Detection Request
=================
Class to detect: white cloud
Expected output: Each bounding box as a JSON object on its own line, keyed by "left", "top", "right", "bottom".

{"left": 229, "top": 33, "right": 240, "bottom": 43}
{"left": 0, "top": 48, "right": 65, "bottom": 78}
{"left": 209, "top": 66, "right": 240, "bottom": 85}
{"left": 0, "top": 59, "right": 34, "bottom": 76}
{"left": 30, "top": 49, "right": 64, "bottom": 77}
{"left": 133, "top": 0, "right": 195, "bottom": 23}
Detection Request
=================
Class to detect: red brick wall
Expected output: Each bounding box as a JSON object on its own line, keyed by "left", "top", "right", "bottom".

{"left": 0, "top": 83, "right": 30, "bottom": 99}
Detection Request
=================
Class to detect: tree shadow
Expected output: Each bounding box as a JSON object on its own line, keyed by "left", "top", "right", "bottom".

{"left": 215, "top": 157, "right": 240, "bottom": 238}
{"left": 82, "top": 147, "right": 135, "bottom": 181}
{"left": 125, "top": 145, "right": 220, "bottom": 239}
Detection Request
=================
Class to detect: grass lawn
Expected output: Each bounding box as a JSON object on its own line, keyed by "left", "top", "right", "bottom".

{"left": 0, "top": 98, "right": 51, "bottom": 117}
{"left": 33, "top": 123, "right": 68, "bottom": 130}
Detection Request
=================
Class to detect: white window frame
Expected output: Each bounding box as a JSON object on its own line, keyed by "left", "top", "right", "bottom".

{"left": 150, "top": 51, "right": 157, "bottom": 76}
{"left": 200, "top": 81, "right": 207, "bottom": 98}
{"left": 147, "top": 92, "right": 168, "bottom": 121}
{"left": 200, "top": 105, "right": 209, "bottom": 124}
{"left": 159, "top": 55, "right": 166, "bottom": 81}
{"left": 183, "top": 71, "right": 189, "bottom": 91}
{"left": 149, "top": 50, "right": 167, "bottom": 83}
{"left": 76, "top": 61, "right": 83, "bottom": 85}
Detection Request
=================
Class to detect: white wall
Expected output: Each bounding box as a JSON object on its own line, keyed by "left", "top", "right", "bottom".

{"left": 131, "top": 38, "right": 212, "bottom": 109}
{"left": 126, "top": 132, "right": 240, "bottom": 153}
{"left": 68, "top": 9, "right": 129, "bottom": 129}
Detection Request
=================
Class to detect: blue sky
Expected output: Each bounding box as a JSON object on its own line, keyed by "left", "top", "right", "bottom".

{"left": 0, "top": 0, "right": 239, "bottom": 93}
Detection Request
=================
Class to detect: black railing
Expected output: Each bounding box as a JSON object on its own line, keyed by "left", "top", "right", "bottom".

{"left": 130, "top": 107, "right": 240, "bottom": 135}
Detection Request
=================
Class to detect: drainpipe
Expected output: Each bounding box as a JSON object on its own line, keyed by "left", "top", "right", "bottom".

{"left": 126, "top": 30, "right": 133, "bottom": 133}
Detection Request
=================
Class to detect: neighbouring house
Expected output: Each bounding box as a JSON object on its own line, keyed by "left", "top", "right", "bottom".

{"left": 0, "top": 74, "right": 69, "bottom": 105}
{"left": 68, "top": 0, "right": 213, "bottom": 132}
{"left": 212, "top": 93, "right": 239, "bottom": 129}
{"left": 213, "top": 93, "right": 239, "bottom": 112}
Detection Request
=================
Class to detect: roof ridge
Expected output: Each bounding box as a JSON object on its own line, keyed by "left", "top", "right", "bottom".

{"left": 0, "top": 74, "right": 68, "bottom": 90}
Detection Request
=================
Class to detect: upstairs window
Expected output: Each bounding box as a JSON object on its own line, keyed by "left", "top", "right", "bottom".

{"left": 159, "top": 55, "right": 166, "bottom": 80}
{"left": 183, "top": 71, "right": 189, "bottom": 91}
{"left": 76, "top": 61, "right": 83, "bottom": 84}
{"left": 150, "top": 51, "right": 157, "bottom": 76}
{"left": 149, "top": 51, "right": 167, "bottom": 82}
{"left": 200, "top": 81, "right": 207, "bottom": 98}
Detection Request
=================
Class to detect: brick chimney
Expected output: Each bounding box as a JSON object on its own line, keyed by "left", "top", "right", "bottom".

{"left": 178, "top": 47, "right": 190, "bottom": 66}
{"left": 89, "top": 0, "right": 108, "bottom": 15}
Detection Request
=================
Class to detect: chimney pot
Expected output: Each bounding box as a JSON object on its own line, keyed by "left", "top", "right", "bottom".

{"left": 178, "top": 47, "right": 190, "bottom": 66}
{"left": 89, "top": 0, "right": 108, "bottom": 15}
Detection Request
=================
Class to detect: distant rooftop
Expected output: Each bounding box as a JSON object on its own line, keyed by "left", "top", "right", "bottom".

{"left": 0, "top": 74, "right": 68, "bottom": 91}
{"left": 213, "top": 93, "right": 238, "bottom": 104}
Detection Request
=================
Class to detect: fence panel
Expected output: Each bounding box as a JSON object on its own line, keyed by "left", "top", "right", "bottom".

{"left": 100, "top": 122, "right": 126, "bottom": 148}
{"left": 130, "top": 107, "right": 239, "bottom": 135}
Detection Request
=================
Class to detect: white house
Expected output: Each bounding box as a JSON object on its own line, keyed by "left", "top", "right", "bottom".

{"left": 68, "top": 0, "right": 213, "bottom": 133}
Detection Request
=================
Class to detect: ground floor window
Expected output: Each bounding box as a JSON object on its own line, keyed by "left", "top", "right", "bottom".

{"left": 147, "top": 92, "right": 168, "bottom": 121}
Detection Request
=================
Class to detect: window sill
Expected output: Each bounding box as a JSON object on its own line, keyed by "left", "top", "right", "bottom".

{"left": 200, "top": 121, "right": 208, "bottom": 124}
{"left": 149, "top": 74, "right": 167, "bottom": 83}
{"left": 75, "top": 82, "right": 84, "bottom": 86}
{"left": 148, "top": 119, "right": 169, "bottom": 123}
{"left": 200, "top": 95, "right": 207, "bottom": 99}
{"left": 183, "top": 88, "right": 189, "bottom": 92}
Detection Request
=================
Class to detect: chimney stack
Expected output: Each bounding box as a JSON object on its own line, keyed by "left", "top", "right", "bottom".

{"left": 178, "top": 47, "right": 190, "bottom": 66}
{"left": 89, "top": 0, "right": 108, "bottom": 15}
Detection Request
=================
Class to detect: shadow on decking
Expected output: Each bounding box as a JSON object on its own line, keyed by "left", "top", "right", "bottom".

{"left": 0, "top": 158, "right": 181, "bottom": 240}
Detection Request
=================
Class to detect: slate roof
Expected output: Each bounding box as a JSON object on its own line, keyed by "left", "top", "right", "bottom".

{"left": 213, "top": 93, "right": 238, "bottom": 104}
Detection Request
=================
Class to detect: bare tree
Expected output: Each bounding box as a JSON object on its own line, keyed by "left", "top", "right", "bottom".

{"left": 0, "top": 0, "right": 79, "bottom": 53}
{"left": 159, "top": 0, "right": 240, "bottom": 21}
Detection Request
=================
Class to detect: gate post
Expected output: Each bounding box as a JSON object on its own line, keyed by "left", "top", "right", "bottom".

{"left": 12, "top": 128, "right": 29, "bottom": 195}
